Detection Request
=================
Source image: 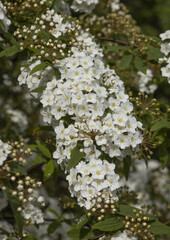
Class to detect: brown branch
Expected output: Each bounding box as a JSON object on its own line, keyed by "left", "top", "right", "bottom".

{"left": 96, "top": 36, "right": 138, "bottom": 48}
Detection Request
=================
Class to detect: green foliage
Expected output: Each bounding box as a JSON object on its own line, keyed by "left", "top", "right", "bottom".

{"left": 36, "top": 140, "right": 52, "bottom": 159}
{"left": 8, "top": 162, "right": 27, "bottom": 176}
{"left": 134, "top": 57, "right": 147, "bottom": 73}
{"left": 149, "top": 221, "right": 170, "bottom": 235}
{"left": 92, "top": 217, "right": 124, "bottom": 231}
{"left": 119, "top": 55, "right": 133, "bottom": 69}
{"left": 0, "top": 44, "right": 20, "bottom": 58}
{"left": 44, "top": 159, "right": 55, "bottom": 180}
{"left": 67, "top": 145, "right": 86, "bottom": 170}
{"left": 3, "top": 191, "right": 24, "bottom": 234}
{"left": 151, "top": 120, "right": 170, "bottom": 132}
{"left": 30, "top": 62, "right": 50, "bottom": 75}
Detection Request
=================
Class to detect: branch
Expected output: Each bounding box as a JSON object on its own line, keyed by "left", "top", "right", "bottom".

{"left": 96, "top": 36, "right": 138, "bottom": 48}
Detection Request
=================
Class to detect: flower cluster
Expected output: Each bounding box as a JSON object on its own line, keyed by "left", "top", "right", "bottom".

{"left": 0, "top": 139, "right": 11, "bottom": 166}
{"left": 22, "top": 203, "right": 44, "bottom": 225}
{"left": 71, "top": 0, "right": 99, "bottom": 14}
{"left": 110, "top": 0, "right": 121, "bottom": 12}
{"left": 159, "top": 30, "right": 170, "bottom": 83}
{"left": 137, "top": 69, "right": 157, "bottom": 94}
{"left": 99, "top": 230, "right": 137, "bottom": 240}
{"left": 66, "top": 160, "right": 119, "bottom": 210}
{"left": 0, "top": 2, "right": 11, "bottom": 32}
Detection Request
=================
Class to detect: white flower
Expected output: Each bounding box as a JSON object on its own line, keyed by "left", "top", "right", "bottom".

{"left": 0, "top": 140, "right": 11, "bottom": 166}
{"left": 66, "top": 160, "right": 120, "bottom": 209}
{"left": 160, "top": 30, "right": 170, "bottom": 41}
{"left": 0, "top": 2, "right": 11, "bottom": 31}
{"left": 161, "top": 43, "right": 170, "bottom": 56}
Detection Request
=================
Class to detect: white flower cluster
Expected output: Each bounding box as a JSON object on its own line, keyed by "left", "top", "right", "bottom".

{"left": 66, "top": 160, "right": 119, "bottom": 209}
{"left": 99, "top": 230, "right": 137, "bottom": 240}
{"left": 5, "top": 107, "right": 28, "bottom": 131}
{"left": 111, "top": 0, "right": 120, "bottom": 12}
{"left": 71, "top": 0, "right": 99, "bottom": 14}
{"left": 18, "top": 11, "right": 143, "bottom": 208}
{"left": 0, "top": 2, "right": 11, "bottom": 32}
{"left": 159, "top": 30, "right": 170, "bottom": 83}
{"left": 0, "top": 140, "right": 11, "bottom": 166}
{"left": 22, "top": 203, "right": 44, "bottom": 224}
{"left": 137, "top": 69, "right": 157, "bottom": 94}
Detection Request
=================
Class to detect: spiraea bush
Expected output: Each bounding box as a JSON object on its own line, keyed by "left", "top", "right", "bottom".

{"left": 0, "top": 0, "right": 170, "bottom": 240}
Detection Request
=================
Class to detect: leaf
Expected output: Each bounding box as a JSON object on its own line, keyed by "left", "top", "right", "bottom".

{"left": 48, "top": 220, "right": 61, "bottom": 234}
{"left": 8, "top": 162, "right": 27, "bottom": 176}
{"left": 30, "top": 62, "right": 50, "bottom": 75}
{"left": 36, "top": 140, "right": 51, "bottom": 158}
{"left": 67, "top": 228, "right": 94, "bottom": 240}
{"left": 149, "top": 221, "right": 170, "bottom": 235}
{"left": 3, "top": 191, "right": 24, "bottom": 234}
{"left": 30, "top": 157, "right": 47, "bottom": 166}
{"left": 44, "top": 160, "right": 55, "bottom": 180}
{"left": 134, "top": 57, "right": 147, "bottom": 73}
{"left": 31, "top": 86, "right": 46, "bottom": 93}
{"left": 104, "top": 45, "right": 129, "bottom": 53}
{"left": 48, "top": 208, "right": 59, "bottom": 217}
{"left": 76, "top": 215, "right": 88, "bottom": 229}
{"left": 67, "top": 145, "right": 86, "bottom": 171}
{"left": 147, "top": 45, "right": 164, "bottom": 60}
{"left": 151, "top": 120, "right": 170, "bottom": 132}
{"left": 117, "top": 204, "right": 155, "bottom": 220}
{"left": 119, "top": 55, "right": 133, "bottom": 69}
{"left": 0, "top": 44, "right": 20, "bottom": 58}
{"left": 53, "top": 0, "right": 62, "bottom": 11}
{"left": 25, "top": 235, "right": 39, "bottom": 240}
{"left": 159, "top": 145, "right": 169, "bottom": 168}
{"left": 123, "top": 156, "right": 131, "bottom": 180}
{"left": 92, "top": 217, "right": 123, "bottom": 231}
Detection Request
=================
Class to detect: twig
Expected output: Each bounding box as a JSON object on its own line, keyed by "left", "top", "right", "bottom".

{"left": 96, "top": 36, "right": 138, "bottom": 48}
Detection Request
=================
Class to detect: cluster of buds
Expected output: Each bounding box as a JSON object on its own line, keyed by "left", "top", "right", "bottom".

{"left": 3, "top": 0, "right": 52, "bottom": 23}
{"left": 123, "top": 210, "right": 155, "bottom": 240}
{"left": 13, "top": 11, "right": 82, "bottom": 64}
{"left": 87, "top": 192, "right": 118, "bottom": 221}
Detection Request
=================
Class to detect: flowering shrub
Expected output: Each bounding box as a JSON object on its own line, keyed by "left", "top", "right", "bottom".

{"left": 0, "top": 0, "right": 170, "bottom": 240}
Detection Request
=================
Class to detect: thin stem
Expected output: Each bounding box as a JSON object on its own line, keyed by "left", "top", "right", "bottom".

{"left": 96, "top": 36, "right": 138, "bottom": 48}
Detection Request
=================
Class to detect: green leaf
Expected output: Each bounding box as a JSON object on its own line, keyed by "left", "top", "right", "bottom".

{"left": 151, "top": 120, "right": 170, "bottom": 132}
{"left": 30, "top": 62, "right": 50, "bottom": 75}
{"left": 67, "top": 145, "right": 86, "bottom": 170}
{"left": 0, "top": 44, "right": 20, "bottom": 58}
{"left": 48, "top": 220, "right": 61, "bottom": 234}
{"left": 48, "top": 208, "right": 59, "bottom": 217}
{"left": 104, "top": 45, "right": 129, "bottom": 53}
{"left": 123, "top": 156, "right": 131, "bottom": 180}
{"left": 134, "top": 57, "right": 147, "bottom": 73}
{"left": 147, "top": 45, "right": 164, "bottom": 60}
{"left": 25, "top": 235, "right": 39, "bottom": 240}
{"left": 149, "top": 221, "right": 170, "bottom": 235}
{"left": 36, "top": 140, "right": 51, "bottom": 158}
{"left": 76, "top": 215, "right": 88, "bottom": 229}
{"left": 44, "top": 160, "right": 55, "bottom": 180}
{"left": 53, "top": 0, "right": 62, "bottom": 11}
{"left": 159, "top": 145, "right": 169, "bottom": 168}
{"left": 3, "top": 191, "right": 24, "bottom": 234}
{"left": 31, "top": 86, "right": 46, "bottom": 93}
{"left": 30, "top": 157, "right": 47, "bottom": 166}
{"left": 92, "top": 217, "right": 123, "bottom": 231}
{"left": 119, "top": 55, "right": 133, "bottom": 69}
{"left": 67, "top": 228, "right": 94, "bottom": 240}
{"left": 117, "top": 204, "right": 155, "bottom": 220}
{"left": 8, "top": 162, "right": 27, "bottom": 176}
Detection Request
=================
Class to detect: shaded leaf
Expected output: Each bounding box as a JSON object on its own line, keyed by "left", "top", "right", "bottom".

{"left": 92, "top": 217, "right": 123, "bottom": 231}
{"left": 48, "top": 220, "right": 61, "bottom": 234}
{"left": 36, "top": 140, "right": 51, "bottom": 158}
{"left": 4, "top": 191, "right": 24, "bottom": 234}
{"left": 135, "top": 57, "right": 147, "bottom": 73}
{"left": 76, "top": 215, "right": 88, "bottom": 229}
{"left": 30, "top": 157, "right": 47, "bottom": 166}
{"left": 44, "top": 160, "right": 55, "bottom": 180}
{"left": 120, "top": 55, "right": 133, "bottom": 69}
{"left": 149, "top": 221, "right": 170, "bottom": 235}
{"left": 159, "top": 145, "right": 169, "bottom": 168}
{"left": 123, "top": 156, "right": 131, "bottom": 180}
{"left": 8, "top": 162, "right": 27, "bottom": 176}
{"left": 67, "top": 145, "right": 85, "bottom": 170}
{"left": 0, "top": 44, "right": 20, "bottom": 58}
{"left": 30, "top": 62, "right": 50, "bottom": 75}
{"left": 147, "top": 45, "right": 163, "bottom": 60}
{"left": 31, "top": 86, "right": 46, "bottom": 93}
{"left": 151, "top": 120, "right": 170, "bottom": 132}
